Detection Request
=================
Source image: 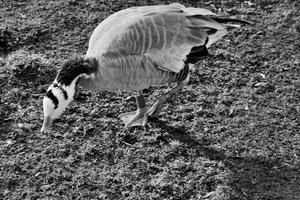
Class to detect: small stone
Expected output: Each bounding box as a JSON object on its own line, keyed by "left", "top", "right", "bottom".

{"left": 6, "top": 139, "right": 13, "bottom": 145}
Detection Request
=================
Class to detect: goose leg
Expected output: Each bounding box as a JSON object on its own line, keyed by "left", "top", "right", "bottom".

{"left": 119, "top": 90, "right": 148, "bottom": 127}
{"left": 147, "top": 74, "right": 190, "bottom": 117}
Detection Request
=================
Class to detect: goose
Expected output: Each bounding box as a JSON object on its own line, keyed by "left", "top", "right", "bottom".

{"left": 41, "top": 3, "right": 249, "bottom": 133}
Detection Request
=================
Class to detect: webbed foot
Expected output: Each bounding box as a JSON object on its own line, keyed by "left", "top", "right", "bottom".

{"left": 119, "top": 108, "right": 148, "bottom": 127}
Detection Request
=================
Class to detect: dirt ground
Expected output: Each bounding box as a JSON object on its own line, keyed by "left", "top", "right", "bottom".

{"left": 0, "top": 0, "right": 299, "bottom": 199}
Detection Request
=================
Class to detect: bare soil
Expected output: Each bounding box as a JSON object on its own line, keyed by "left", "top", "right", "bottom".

{"left": 0, "top": 0, "right": 299, "bottom": 199}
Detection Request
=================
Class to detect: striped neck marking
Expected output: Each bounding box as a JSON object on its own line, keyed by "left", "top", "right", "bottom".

{"left": 53, "top": 83, "right": 68, "bottom": 100}
{"left": 45, "top": 90, "right": 59, "bottom": 109}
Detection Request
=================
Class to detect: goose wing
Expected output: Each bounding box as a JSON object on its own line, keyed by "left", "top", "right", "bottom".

{"left": 87, "top": 3, "right": 235, "bottom": 73}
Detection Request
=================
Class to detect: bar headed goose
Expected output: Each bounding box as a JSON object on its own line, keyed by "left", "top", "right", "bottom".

{"left": 41, "top": 3, "right": 249, "bottom": 133}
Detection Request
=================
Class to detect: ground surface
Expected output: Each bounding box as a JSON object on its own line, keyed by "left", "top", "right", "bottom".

{"left": 0, "top": 0, "right": 299, "bottom": 199}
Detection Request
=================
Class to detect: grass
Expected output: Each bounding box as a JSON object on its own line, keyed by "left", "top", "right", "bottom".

{"left": 0, "top": 0, "right": 299, "bottom": 199}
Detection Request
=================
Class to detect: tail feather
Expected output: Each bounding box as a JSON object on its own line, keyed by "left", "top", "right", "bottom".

{"left": 183, "top": 7, "right": 251, "bottom": 48}
{"left": 187, "top": 15, "right": 224, "bottom": 30}
{"left": 186, "top": 45, "right": 209, "bottom": 64}
{"left": 180, "top": 5, "right": 251, "bottom": 63}
{"left": 207, "top": 17, "right": 251, "bottom": 47}
{"left": 210, "top": 17, "right": 253, "bottom": 25}
{"left": 186, "top": 15, "right": 248, "bottom": 47}
{"left": 183, "top": 6, "right": 216, "bottom": 16}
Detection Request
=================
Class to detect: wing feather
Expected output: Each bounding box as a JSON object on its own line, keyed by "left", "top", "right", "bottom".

{"left": 87, "top": 3, "right": 240, "bottom": 73}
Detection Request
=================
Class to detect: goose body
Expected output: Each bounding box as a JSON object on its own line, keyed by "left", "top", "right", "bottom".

{"left": 79, "top": 55, "right": 190, "bottom": 91}
{"left": 79, "top": 3, "right": 240, "bottom": 91}
{"left": 41, "top": 3, "right": 249, "bottom": 132}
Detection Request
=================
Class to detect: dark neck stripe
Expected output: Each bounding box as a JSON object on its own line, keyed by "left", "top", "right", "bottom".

{"left": 46, "top": 90, "right": 58, "bottom": 109}
{"left": 53, "top": 83, "right": 68, "bottom": 100}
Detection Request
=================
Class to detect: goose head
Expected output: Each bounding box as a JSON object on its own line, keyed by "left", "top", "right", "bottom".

{"left": 41, "top": 57, "right": 96, "bottom": 133}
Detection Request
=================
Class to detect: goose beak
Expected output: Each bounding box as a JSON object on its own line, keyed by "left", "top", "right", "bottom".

{"left": 41, "top": 116, "right": 54, "bottom": 133}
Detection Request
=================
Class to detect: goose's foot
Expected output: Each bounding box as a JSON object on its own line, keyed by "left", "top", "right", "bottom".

{"left": 147, "top": 95, "right": 169, "bottom": 117}
{"left": 148, "top": 74, "right": 190, "bottom": 117}
{"left": 119, "top": 108, "right": 148, "bottom": 127}
{"left": 119, "top": 91, "right": 148, "bottom": 127}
